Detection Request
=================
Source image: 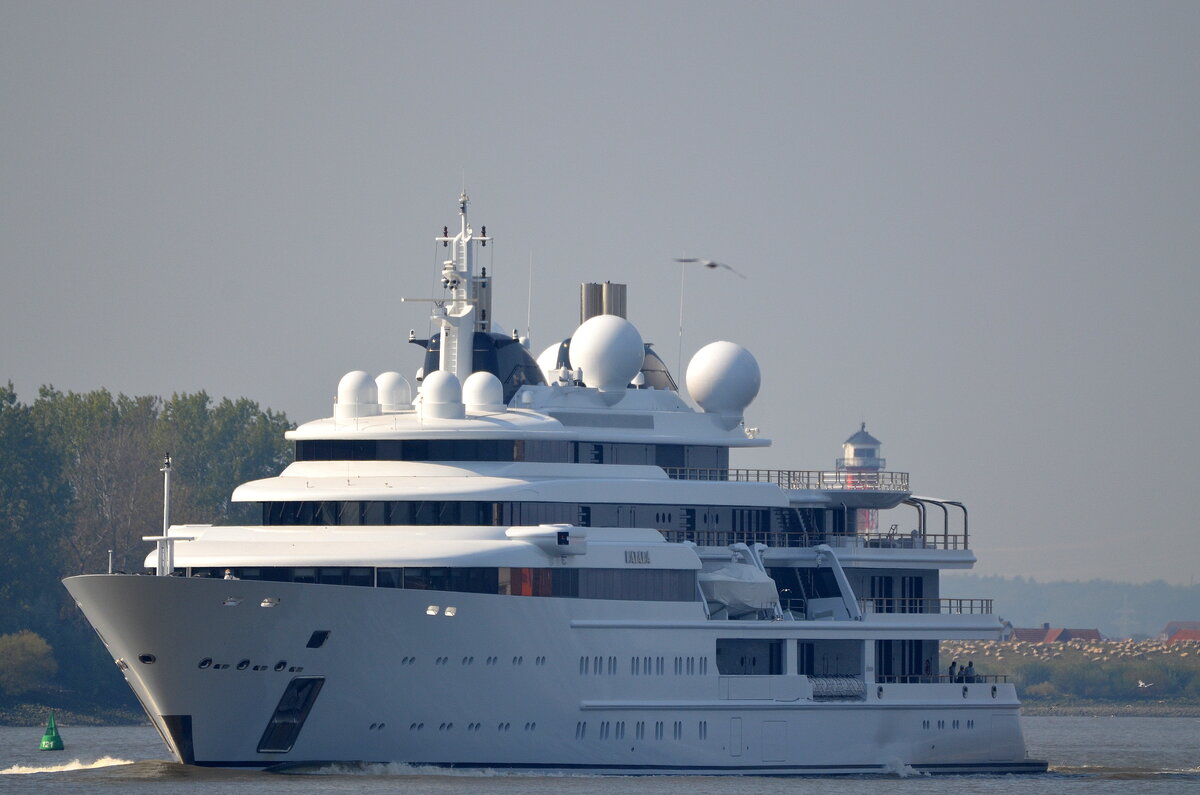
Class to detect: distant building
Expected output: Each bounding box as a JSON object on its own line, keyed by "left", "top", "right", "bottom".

{"left": 1044, "top": 628, "right": 1102, "bottom": 642}
{"left": 1007, "top": 623, "right": 1103, "bottom": 642}
{"left": 1159, "top": 621, "right": 1200, "bottom": 641}
{"left": 1165, "top": 628, "right": 1200, "bottom": 644}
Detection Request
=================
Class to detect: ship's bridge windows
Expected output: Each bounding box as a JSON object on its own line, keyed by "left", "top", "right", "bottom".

{"left": 260, "top": 500, "right": 799, "bottom": 540}
{"left": 295, "top": 439, "right": 571, "bottom": 463}
{"left": 194, "top": 565, "right": 695, "bottom": 601}
{"left": 292, "top": 439, "right": 727, "bottom": 468}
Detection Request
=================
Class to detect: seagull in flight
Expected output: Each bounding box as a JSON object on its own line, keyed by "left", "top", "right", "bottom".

{"left": 674, "top": 257, "right": 747, "bottom": 279}
{"left": 1137, "top": 679, "right": 1155, "bottom": 688}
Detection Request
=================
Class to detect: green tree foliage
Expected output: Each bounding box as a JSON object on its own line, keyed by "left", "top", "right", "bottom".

{"left": 0, "top": 384, "right": 293, "bottom": 708}
{"left": 0, "top": 385, "right": 70, "bottom": 634}
{"left": 32, "top": 387, "right": 161, "bottom": 575}
{"left": 156, "top": 393, "right": 292, "bottom": 525}
{"left": 0, "top": 630, "right": 58, "bottom": 696}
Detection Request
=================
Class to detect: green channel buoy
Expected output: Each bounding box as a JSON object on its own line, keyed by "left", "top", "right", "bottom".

{"left": 39, "top": 710, "right": 64, "bottom": 751}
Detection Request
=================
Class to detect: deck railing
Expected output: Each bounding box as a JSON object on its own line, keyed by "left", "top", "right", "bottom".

{"left": 663, "top": 468, "right": 910, "bottom": 492}
{"left": 825, "top": 531, "right": 969, "bottom": 551}
{"left": 858, "top": 597, "right": 993, "bottom": 615}
{"left": 875, "top": 674, "right": 1009, "bottom": 684}
{"left": 659, "top": 529, "right": 969, "bottom": 552}
{"left": 779, "top": 597, "right": 993, "bottom": 617}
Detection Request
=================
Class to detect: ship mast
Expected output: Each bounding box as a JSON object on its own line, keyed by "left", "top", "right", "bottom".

{"left": 431, "top": 192, "right": 492, "bottom": 381}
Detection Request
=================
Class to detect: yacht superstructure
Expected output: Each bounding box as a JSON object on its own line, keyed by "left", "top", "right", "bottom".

{"left": 65, "top": 195, "right": 1046, "bottom": 775}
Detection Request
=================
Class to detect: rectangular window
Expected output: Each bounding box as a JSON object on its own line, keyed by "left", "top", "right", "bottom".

{"left": 715, "top": 639, "right": 784, "bottom": 675}
{"left": 870, "top": 576, "right": 895, "bottom": 613}
{"left": 346, "top": 568, "right": 373, "bottom": 587}
{"left": 797, "top": 642, "right": 815, "bottom": 675}
{"left": 362, "top": 501, "right": 387, "bottom": 525}
{"left": 655, "top": 445, "right": 685, "bottom": 468}
{"left": 404, "top": 567, "right": 449, "bottom": 591}
{"left": 317, "top": 568, "right": 346, "bottom": 585}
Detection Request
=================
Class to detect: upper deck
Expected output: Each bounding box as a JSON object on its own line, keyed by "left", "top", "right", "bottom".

{"left": 664, "top": 467, "right": 909, "bottom": 492}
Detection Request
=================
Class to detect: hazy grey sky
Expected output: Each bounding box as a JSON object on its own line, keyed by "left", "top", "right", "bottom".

{"left": 3, "top": 1, "right": 1198, "bottom": 584}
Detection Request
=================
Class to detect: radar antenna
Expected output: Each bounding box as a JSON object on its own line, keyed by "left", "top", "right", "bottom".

{"left": 401, "top": 195, "right": 494, "bottom": 382}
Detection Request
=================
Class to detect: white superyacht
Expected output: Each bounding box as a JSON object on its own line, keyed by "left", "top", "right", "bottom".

{"left": 65, "top": 195, "right": 1046, "bottom": 775}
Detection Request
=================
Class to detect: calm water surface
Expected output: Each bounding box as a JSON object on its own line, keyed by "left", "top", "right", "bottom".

{"left": 2, "top": 717, "right": 1198, "bottom": 793}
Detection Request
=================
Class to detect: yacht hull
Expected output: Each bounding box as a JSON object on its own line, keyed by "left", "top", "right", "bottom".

{"left": 65, "top": 574, "right": 1044, "bottom": 775}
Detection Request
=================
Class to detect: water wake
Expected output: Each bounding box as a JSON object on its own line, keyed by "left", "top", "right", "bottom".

{"left": 1, "top": 756, "right": 134, "bottom": 775}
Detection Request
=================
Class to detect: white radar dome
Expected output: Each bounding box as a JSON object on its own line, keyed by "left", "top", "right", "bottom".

{"left": 419, "top": 370, "right": 465, "bottom": 420}
{"left": 536, "top": 344, "right": 563, "bottom": 385}
{"left": 570, "top": 314, "right": 644, "bottom": 393}
{"left": 685, "top": 341, "right": 760, "bottom": 417}
{"left": 463, "top": 371, "right": 505, "bottom": 412}
{"left": 375, "top": 371, "right": 412, "bottom": 412}
{"left": 334, "top": 370, "right": 381, "bottom": 419}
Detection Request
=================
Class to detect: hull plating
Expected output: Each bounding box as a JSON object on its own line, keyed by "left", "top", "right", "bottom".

{"left": 65, "top": 574, "right": 1043, "bottom": 774}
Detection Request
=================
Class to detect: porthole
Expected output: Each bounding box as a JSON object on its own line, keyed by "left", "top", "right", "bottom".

{"left": 198, "top": 658, "right": 212, "bottom": 669}
{"left": 237, "top": 659, "right": 250, "bottom": 670}
{"left": 275, "top": 660, "right": 287, "bottom": 672}
{"left": 138, "top": 653, "right": 156, "bottom": 665}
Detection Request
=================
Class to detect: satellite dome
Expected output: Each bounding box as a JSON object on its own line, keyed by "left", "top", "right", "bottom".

{"left": 536, "top": 343, "right": 563, "bottom": 384}
{"left": 420, "top": 370, "right": 465, "bottom": 419}
{"left": 422, "top": 369, "right": 462, "bottom": 403}
{"left": 570, "top": 314, "right": 644, "bottom": 392}
{"left": 375, "top": 371, "right": 412, "bottom": 411}
{"left": 685, "top": 341, "right": 760, "bottom": 416}
{"left": 463, "top": 371, "right": 505, "bottom": 412}
{"left": 334, "top": 371, "right": 381, "bottom": 419}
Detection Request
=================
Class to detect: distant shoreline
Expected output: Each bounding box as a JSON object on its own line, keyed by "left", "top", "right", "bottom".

{"left": 1021, "top": 702, "right": 1200, "bottom": 718}
{"left": 0, "top": 701, "right": 146, "bottom": 727}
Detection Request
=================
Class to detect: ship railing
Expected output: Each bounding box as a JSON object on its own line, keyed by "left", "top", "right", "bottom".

{"left": 662, "top": 468, "right": 910, "bottom": 492}
{"left": 779, "top": 597, "right": 993, "bottom": 618}
{"left": 875, "top": 674, "right": 1009, "bottom": 684}
{"left": 858, "top": 597, "right": 993, "bottom": 615}
{"left": 660, "top": 529, "right": 818, "bottom": 548}
{"left": 824, "top": 531, "right": 969, "bottom": 551}
{"left": 658, "top": 529, "right": 969, "bottom": 552}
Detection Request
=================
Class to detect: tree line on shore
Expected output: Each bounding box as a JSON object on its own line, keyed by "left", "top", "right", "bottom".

{"left": 0, "top": 383, "right": 291, "bottom": 712}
